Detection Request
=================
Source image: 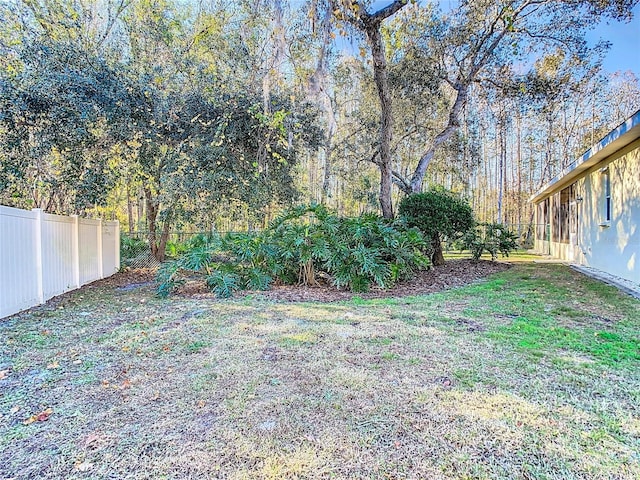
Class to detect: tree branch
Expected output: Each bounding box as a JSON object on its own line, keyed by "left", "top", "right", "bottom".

{"left": 368, "top": 148, "right": 411, "bottom": 194}
{"left": 368, "top": 0, "right": 409, "bottom": 23}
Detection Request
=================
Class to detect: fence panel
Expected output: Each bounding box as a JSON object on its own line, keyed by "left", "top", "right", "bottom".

{"left": 42, "top": 213, "right": 76, "bottom": 300}
{"left": 0, "top": 206, "right": 40, "bottom": 319}
{"left": 0, "top": 206, "right": 119, "bottom": 319}
{"left": 79, "top": 218, "right": 102, "bottom": 285}
{"left": 102, "top": 221, "right": 120, "bottom": 276}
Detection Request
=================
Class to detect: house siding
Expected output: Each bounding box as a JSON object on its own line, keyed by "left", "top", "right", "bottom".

{"left": 534, "top": 139, "right": 640, "bottom": 284}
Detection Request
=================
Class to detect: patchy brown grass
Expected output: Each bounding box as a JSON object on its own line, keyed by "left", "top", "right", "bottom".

{"left": 1, "top": 262, "right": 639, "bottom": 479}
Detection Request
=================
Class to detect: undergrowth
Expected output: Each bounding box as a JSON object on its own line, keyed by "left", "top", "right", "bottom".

{"left": 157, "top": 204, "right": 430, "bottom": 297}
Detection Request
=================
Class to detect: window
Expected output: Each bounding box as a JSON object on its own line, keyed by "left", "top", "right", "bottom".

{"left": 602, "top": 168, "right": 611, "bottom": 224}
{"left": 549, "top": 186, "right": 575, "bottom": 244}
{"left": 536, "top": 199, "right": 549, "bottom": 240}
{"left": 551, "top": 193, "right": 560, "bottom": 242}
{"left": 559, "top": 187, "right": 571, "bottom": 243}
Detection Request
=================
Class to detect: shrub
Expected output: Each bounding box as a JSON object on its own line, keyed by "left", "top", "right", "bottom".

{"left": 157, "top": 205, "right": 430, "bottom": 297}
{"left": 459, "top": 223, "right": 518, "bottom": 261}
{"left": 398, "top": 189, "right": 474, "bottom": 266}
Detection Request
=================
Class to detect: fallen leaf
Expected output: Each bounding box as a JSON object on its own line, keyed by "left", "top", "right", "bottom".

{"left": 121, "top": 379, "right": 132, "bottom": 389}
{"left": 41, "top": 330, "right": 51, "bottom": 336}
{"left": 0, "top": 369, "right": 10, "bottom": 380}
{"left": 197, "top": 400, "right": 206, "bottom": 408}
{"left": 36, "top": 408, "right": 53, "bottom": 421}
{"left": 101, "top": 380, "right": 110, "bottom": 388}
{"left": 23, "top": 407, "right": 52, "bottom": 425}
{"left": 47, "top": 361, "right": 60, "bottom": 369}
{"left": 75, "top": 461, "right": 93, "bottom": 472}
{"left": 23, "top": 415, "right": 37, "bottom": 425}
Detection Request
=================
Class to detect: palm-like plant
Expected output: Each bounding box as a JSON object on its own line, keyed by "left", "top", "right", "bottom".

{"left": 157, "top": 204, "right": 430, "bottom": 297}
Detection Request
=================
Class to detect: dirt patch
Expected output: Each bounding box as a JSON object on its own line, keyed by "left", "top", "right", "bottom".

{"left": 95, "top": 269, "right": 157, "bottom": 289}
{"left": 177, "top": 259, "right": 511, "bottom": 302}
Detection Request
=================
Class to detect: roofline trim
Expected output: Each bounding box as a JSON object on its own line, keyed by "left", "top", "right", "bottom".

{"left": 530, "top": 109, "right": 640, "bottom": 203}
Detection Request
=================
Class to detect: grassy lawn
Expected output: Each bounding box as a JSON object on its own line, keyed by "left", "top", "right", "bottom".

{"left": 443, "top": 250, "right": 551, "bottom": 263}
{"left": 1, "top": 263, "right": 639, "bottom": 479}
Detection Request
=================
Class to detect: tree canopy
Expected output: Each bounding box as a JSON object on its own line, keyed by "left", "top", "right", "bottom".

{"left": 0, "top": 0, "right": 637, "bottom": 253}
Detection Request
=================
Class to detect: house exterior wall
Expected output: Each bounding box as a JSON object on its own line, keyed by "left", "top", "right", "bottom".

{"left": 534, "top": 139, "right": 640, "bottom": 284}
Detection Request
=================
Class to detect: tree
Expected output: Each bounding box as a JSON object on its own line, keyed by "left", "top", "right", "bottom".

{"left": 0, "top": 41, "right": 138, "bottom": 212}
{"left": 399, "top": 189, "right": 474, "bottom": 266}
{"left": 0, "top": 0, "right": 324, "bottom": 260}
{"left": 330, "top": 0, "right": 637, "bottom": 217}
{"left": 334, "top": 0, "right": 409, "bottom": 219}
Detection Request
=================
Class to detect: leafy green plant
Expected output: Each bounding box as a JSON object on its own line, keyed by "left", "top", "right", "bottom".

{"left": 157, "top": 205, "right": 430, "bottom": 297}
{"left": 459, "top": 223, "right": 519, "bottom": 261}
{"left": 120, "top": 235, "right": 149, "bottom": 267}
{"left": 398, "top": 189, "right": 474, "bottom": 266}
{"left": 156, "top": 231, "right": 280, "bottom": 298}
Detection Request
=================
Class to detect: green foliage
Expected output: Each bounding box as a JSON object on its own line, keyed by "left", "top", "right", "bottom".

{"left": 206, "top": 269, "right": 242, "bottom": 298}
{"left": 164, "top": 241, "right": 189, "bottom": 259}
{"left": 399, "top": 189, "right": 474, "bottom": 240}
{"left": 120, "top": 235, "right": 149, "bottom": 267}
{"left": 398, "top": 189, "right": 474, "bottom": 264}
{"left": 0, "top": 41, "right": 140, "bottom": 211}
{"left": 157, "top": 205, "right": 429, "bottom": 297}
{"left": 459, "top": 223, "right": 519, "bottom": 261}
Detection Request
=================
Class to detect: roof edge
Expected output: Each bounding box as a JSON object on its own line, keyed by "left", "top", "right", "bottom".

{"left": 530, "top": 109, "right": 640, "bottom": 203}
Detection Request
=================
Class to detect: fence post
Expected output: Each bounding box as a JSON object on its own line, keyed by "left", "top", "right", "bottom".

{"left": 72, "top": 215, "right": 80, "bottom": 288}
{"left": 32, "top": 208, "right": 44, "bottom": 305}
{"left": 97, "top": 218, "right": 104, "bottom": 279}
{"left": 115, "top": 222, "right": 120, "bottom": 272}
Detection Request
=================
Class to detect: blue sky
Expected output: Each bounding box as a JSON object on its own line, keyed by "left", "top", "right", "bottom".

{"left": 361, "top": 1, "right": 639, "bottom": 75}
{"left": 587, "top": 4, "right": 640, "bottom": 74}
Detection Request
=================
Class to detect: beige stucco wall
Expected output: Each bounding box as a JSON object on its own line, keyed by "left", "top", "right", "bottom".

{"left": 534, "top": 139, "right": 640, "bottom": 284}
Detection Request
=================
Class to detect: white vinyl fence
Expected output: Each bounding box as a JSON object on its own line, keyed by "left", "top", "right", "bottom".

{"left": 0, "top": 206, "right": 119, "bottom": 319}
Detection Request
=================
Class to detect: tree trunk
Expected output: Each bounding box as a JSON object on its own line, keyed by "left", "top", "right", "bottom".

{"left": 144, "top": 187, "right": 160, "bottom": 261}
{"left": 431, "top": 235, "right": 445, "bottom": 266}
{"left": 410, "top": 84, "right": 468, "bottom": 193}
{"left": 307, "top": 3, "right": 335, "bottom": 203}
{"left": 157, "top": 211, "right": 173, "bottom": 263}
{"left": 126, "top": 179, "right": 134, "bottom": 233}
{"left": 137, "top": 187, "right": 144, "bottom": 231}
{"left": 344, "top": 0, "right": 407, "bottom": 217}
{"left": 321, "top": 139, "right": 333, "bottom": 202}
{"left": 516, "top": 109, "right": 522, "bottom": 228}
{"left": 365, "top": 23, "right": 394, "bottom": 219}
{"left": 497, "top": 112, "right": 506, "bottom": 224}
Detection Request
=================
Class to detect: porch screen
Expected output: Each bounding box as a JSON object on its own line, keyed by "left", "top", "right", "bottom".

{"left": 536, "top": 198, "right": 549, "bottom": 240}
{"left": 552, "top": 186, "right": 574, "bottom": 244}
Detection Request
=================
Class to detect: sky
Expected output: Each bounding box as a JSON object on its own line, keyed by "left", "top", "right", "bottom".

{"left": 586, "top": 4, "right": 640, "bottom": 75}
{"left": 361, "top": 1, "right": 640, "bottom": 75}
